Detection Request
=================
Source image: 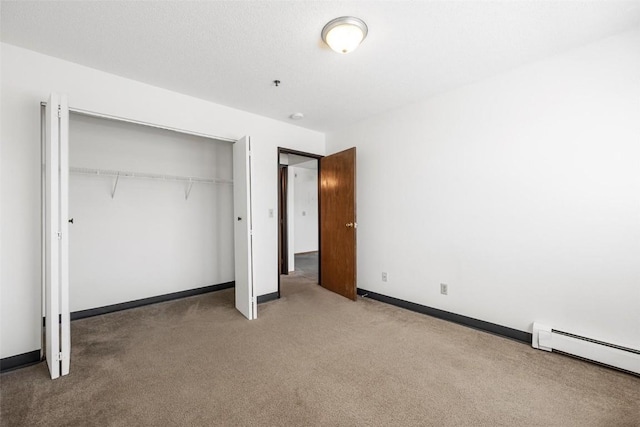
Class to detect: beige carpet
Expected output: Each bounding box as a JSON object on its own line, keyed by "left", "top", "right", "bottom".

{"left": 1, "top": 273, "right": 638, "bottom": 426}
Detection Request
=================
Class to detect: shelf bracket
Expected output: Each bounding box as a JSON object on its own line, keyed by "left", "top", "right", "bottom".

{"left": 185, "top": 179, "right": 194, "bottom": 200}
{"left": 111, "top": 173, "right": 120, "bottom": 199}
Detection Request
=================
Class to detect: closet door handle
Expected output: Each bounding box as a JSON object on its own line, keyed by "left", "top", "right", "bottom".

{"left": 68, "top": 218, "right": 74, "bottom": 224}
{"left": 237, "top": 217, "right": 242, "bottom": 221}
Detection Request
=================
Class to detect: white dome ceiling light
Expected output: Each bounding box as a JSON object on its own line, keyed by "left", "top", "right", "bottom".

{"left": 321, "top": 16, "right": 368, "bottom": 54}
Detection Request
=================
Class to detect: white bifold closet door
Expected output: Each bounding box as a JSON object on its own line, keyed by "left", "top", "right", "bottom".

{"left": 233, "top": 136, "right": 256, "bottom": 320}
{"left": 44, "top": 93, "right": 71, "bottom": 379}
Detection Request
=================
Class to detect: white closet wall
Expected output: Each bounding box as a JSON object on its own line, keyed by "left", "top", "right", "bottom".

{"left": 69, "top": 113, "right": 233, "bottom": 312}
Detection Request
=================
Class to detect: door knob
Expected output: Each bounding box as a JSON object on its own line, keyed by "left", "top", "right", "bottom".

{"left": 68, "top": 218, "right": 74, "bottom": 224}
{"left": 346, "top": 223, "right": 354, "bottom": 228}
{"left": 237, "top": 217, "right": 242, "bottom": 221}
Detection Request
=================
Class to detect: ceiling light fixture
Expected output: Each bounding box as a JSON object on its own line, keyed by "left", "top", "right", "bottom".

{"left": 321, "top": 16, "right": 368, "bottom": 54}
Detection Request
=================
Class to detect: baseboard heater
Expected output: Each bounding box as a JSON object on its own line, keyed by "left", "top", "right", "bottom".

{"left": 532, "top": 323, "right": 640, "bottom": 375}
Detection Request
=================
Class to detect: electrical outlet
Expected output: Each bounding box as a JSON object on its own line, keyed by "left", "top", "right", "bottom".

{"left": 440, "top": 283, "right": 448, "bottom": 295}
{"left": 382, "top": 272, "right": 388, "bottom": 282}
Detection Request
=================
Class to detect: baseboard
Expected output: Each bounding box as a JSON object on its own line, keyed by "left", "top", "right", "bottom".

{"left": 257, "top": 292, "right": 279, "bottom": 304}
{"left": 1, "top": 350, "right": 41, "bottom": 373}
{"left": 357, "top": 288, "right": 532, "bottom": 344}
{"left": 71, "top": 281, "right": 234, "bottom": 320}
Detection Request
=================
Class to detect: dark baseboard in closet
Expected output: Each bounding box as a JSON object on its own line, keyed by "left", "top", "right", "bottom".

{"left": 71, "top": 281, "right": 235, "bottom": 321}
{"left": 0, "top": 350, "right": 41, "bottom": 373}
{"left": 357, "top": 288, "right": 532, "bottom": 344}
{"left": 257, "top": 292, "right": 279, "bottom": 304}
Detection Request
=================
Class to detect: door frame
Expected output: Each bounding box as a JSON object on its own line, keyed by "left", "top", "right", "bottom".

{"left": 278, "top": 164, "right": 289, "bottom": 275}
{"left": 277, "top": 147, "right": 323, "bottom": 298}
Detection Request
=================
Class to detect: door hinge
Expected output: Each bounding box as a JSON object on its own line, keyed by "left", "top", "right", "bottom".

{"left": 57, "top": 106, "right": 62, "bottom": 118}
{"left": 56, "top": 232, "right": 62, "bottom": 240}
{"left": 56, "top": 352, "right": 63, "bottom": 361}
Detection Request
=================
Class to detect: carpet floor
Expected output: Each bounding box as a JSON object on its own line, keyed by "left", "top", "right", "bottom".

{"left": 1, "top": 273, "right": 638, "bottom": 426}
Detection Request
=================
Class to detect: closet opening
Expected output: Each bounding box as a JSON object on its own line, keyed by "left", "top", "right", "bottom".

{"left": 40, "top": 96, "right": 258, "bottom": 379}
{"left": 41, "top": 104, "right": 236, "bottom": 342}
{"left": 69, "top": 112, "right": 234, "bottom": 317}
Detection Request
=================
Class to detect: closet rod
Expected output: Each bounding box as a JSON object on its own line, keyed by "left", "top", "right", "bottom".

{"left": 70, "top": 167, "right": 232, "bottom": 185}
{"left": 40, "top": 102, "right": 236, "bottom": 143}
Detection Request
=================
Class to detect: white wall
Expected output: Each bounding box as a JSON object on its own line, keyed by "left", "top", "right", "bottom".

{"left": 69, "top": 113, "right": 234, "bottom": 311}
{"left": 0, "top": 43, "right": 324, "bottom": 359}
{"left": 327, "top": 28, "right": 640, "bottom": 349}
{"left": 292, "top": 165, "right": 318, "bottom": 253}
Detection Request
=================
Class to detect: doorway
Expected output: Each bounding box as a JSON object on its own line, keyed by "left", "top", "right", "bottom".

{"left": 277, "top": 148, "right": 322, "bottom": 297}
{"left": 277, "top": 146, "right": 358, "bottom": 301}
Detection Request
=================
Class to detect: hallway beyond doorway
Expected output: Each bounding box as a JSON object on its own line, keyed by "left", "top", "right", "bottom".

{"left": 293, "top": 251, "right": 318, "bottom": 283}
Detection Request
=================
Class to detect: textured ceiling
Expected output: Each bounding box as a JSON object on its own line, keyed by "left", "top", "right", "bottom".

{"left": 2, "top": 1, "right": 639, "bottom": 132}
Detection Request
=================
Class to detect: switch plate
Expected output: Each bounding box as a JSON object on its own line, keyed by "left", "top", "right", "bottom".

{"left": 382, "top": 272, "right": 388, "bottom": 282}
{"left": 440, "top": 283, "right": 448, "bottom": 295}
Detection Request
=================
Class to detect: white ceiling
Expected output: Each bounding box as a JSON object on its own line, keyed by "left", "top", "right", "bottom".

{"left": 288, "top": 154, "right": 318, "bottom": 170}
{"left": 2, "top": 1, "right": 639, "bottom": 133}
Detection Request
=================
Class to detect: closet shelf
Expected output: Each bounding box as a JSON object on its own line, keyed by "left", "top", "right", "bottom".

{"left": 70, "top": 167, "right": 231, "bottom": 200}
{"left": 69, "top": 167, "right": 232, "bottom": 185}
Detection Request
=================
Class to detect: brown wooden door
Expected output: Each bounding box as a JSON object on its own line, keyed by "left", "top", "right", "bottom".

{"left": 320, "top": 147, "right": 357, "bottom": 300}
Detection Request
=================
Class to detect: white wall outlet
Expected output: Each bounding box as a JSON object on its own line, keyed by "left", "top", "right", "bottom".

{"left": 440, "top": 283, "right": 448, "bottom": 295}
{"left": 382, "top": 272, "right": 388, "bottom": 282}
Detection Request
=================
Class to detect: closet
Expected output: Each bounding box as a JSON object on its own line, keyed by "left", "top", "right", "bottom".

{"left": 68, "top": 112, "right": 234, "bottom": 313}
{"left": 43, "top": 95, "right": 253, "bottom": 379}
